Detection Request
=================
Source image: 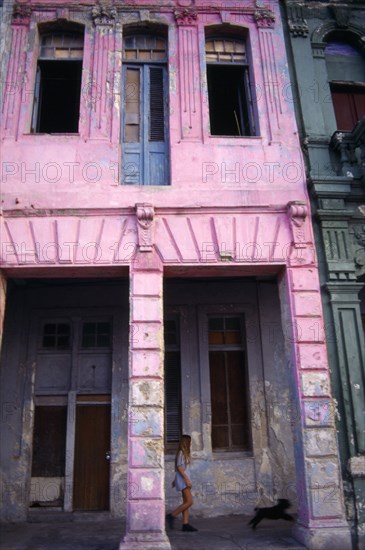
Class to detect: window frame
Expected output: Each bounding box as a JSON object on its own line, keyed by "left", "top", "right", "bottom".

{"left": 121, "top": 31, "right": 170, "bottom": 185}
{"left": 325, "top": 39, "right": 365, "bottom": 132}
{"left": 204, "top": 32, "right": 257, "bottom": 138}
{"left": 31, "top": 27, "right": 84, "bottom": 134}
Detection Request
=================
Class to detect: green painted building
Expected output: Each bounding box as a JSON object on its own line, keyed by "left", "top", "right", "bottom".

{"left": 282, "top": 1, "right": 365, "bottom": 547}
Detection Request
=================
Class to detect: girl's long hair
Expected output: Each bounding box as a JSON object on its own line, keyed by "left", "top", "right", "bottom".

{"left": 175, "top": 434, "right": 191, "bottom": 470}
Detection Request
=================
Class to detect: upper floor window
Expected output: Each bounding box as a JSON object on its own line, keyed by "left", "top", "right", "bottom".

{"left": 205, "top": 34, "right": 256, "bottom": 137}
{"left": 32, "top": 28, "right": 84, "bottom": 134}
{"left": 325, "top": 41, "right": 365, "bottom": 131}
{"left": 122, "top": 32, "right": 169, "bottom": 185}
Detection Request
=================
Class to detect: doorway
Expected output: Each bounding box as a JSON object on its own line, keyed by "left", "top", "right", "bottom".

{"left": 73, "top": 400, "right": 111, "bottom": 510}
{"left": 29, "top": 312, "right": 113, "bottom": 511}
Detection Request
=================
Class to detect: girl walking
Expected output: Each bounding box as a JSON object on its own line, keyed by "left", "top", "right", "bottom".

{"left": 166, "top": 434, "right": 198, "bottom": 532}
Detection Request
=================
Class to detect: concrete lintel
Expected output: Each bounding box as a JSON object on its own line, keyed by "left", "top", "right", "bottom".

{"left": 293, "top": 522, "right": 352, "bottom": 550}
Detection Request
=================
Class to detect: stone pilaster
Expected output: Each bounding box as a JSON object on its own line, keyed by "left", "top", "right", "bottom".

{"left": 120, "top": 246, "right": 170, "bottom": 549}
{"left": 2, "top": 5, "right": 30, "bottom": 139}
{"left": 279, "top": 261, "right": 352, "bottom": 550}
{"left": 255, "top": 8, "right": 282, "bottom": 144}
{"left": 87, "top": 1, "right": 117, "bottom": 140}
{"left": 0, "top": 270, "right": 7, "bottom": 355}
{"left": 174, "top": 9, "right": 202, "bottom": 141}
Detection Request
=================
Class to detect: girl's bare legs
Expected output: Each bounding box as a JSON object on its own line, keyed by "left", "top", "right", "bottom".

{"left": 171, "top": 487, "right": 193, "bottom": 523}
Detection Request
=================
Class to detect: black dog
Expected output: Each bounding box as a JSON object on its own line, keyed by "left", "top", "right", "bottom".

{"left": 248, "top": 498, "right": 294, "bottom": 530}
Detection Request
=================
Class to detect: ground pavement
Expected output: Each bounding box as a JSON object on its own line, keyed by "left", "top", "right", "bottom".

{"left": 0, "top": 512, "right": 306, "bottom": 550}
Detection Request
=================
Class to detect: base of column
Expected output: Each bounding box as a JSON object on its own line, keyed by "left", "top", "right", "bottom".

{"left": 293, "top": 521, "right": 352, "bottom": 550}
{"left": 119, "top": 532, "right": 171, "bottom": 550}
{"left": 357, "top": 523, "right": 365, "bottom": 550}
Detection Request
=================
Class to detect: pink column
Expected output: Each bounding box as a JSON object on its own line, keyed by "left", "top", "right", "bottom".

{"left": 86, "top": 6, "right": 117, "bottom": 141}
{"left": 2, "top": 7, "right": 30, "bottom": 140}
{"left": 255, "top": 9, "right": 282, "bottom": 144}
{"left": 0, "top": 270, "right": 7, "bottom": 355}
{"left": 120, "top": 244, "right": 170, "bottom": 549}
{"left": 175, "top": 9, "right": 202, "bottom": 141}
{"left": 279, "top": 204, "right": 351, "bottom": 549}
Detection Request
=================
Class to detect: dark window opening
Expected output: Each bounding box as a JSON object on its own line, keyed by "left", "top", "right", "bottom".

{"left": 207, "top": 65, "right": 252, "bottom": 136}
{"left": 81, "top": 322, "right": 112, "bottom": 348}
{"left": 34, "top": 60, "right": 82, "bottom": 133}
{"left": 205, "top": 34, "right": 256, "bottom": 137}
{"left": 42, "top": 322, "right": 70, "bottom": 349}
{"left": 164, "top": 317, "right": 181, "bottom": 448}
{"left": 32, "top": 405, "right": 67, "bottom": 477}
{"left": 208, "top": 316, "right": 251, "bottom": 452}
{"left": 32, "top": 30, "right": 83, "bottom": 134}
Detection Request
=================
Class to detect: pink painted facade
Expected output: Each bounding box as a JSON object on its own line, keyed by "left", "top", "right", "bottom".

{"left": 0, "top": 1, "right": 352, "bottom": 549}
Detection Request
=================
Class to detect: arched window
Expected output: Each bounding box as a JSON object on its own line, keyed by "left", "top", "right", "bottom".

{"left": 122, "top": 32, "right": 169, "bottom": 185}
{"left": 32, "top": 28, "right": 84, "bottom": 133}
{"left": 205, "top": 34, "right": 257, "bottom": 137}
{"left": 325, "top": 41, "right": 365, "bottom": 131}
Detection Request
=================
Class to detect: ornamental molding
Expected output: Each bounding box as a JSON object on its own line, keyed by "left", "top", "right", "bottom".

{"left": 174, "top": 8, "right": 198, "bottom": 26}
{"left": 351, "top": 224, "right": 365, "bottom": 276}
{"left": 91, "top": 1, "right": 117, "bottom": 26}
{"left": 136, "top": 203, "right": 155, "bottom": 252}
{"left": 287, "top": 201, "right": 308, "bottom": 249}
{"left": 287, "top": 3, "right": 309, "bottom": 37}
{"left": 254, "top": 8, "right": 275, "bottom": 29}
{"left": 12, "top": 3, "right": 31, "bottom": 25}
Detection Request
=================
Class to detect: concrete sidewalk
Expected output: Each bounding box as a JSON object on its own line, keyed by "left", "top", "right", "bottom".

{"left": 0, "top": 513, "right": 306, "bottom": 550}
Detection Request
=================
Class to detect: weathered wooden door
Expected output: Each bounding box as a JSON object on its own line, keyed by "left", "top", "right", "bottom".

{"left": 121, "top": 33, "right": 169, "bottom": 185}
{"left": 73, "top": 403, "right": 111, "bottom": 510}
{"left": 122, "top": 64, "right": 168, "bottom": 185}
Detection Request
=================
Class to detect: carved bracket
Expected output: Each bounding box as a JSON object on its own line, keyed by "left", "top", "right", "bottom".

{"left": 351, "top": 224, "right": 365, "bottom": 277}
{"left": 12, "top": 3, "right": 31, "bottom": 25}
{"left": 174, "top": 8, "right": 198, "bottom": 26}
{"left": 287, "top": 3, "right": 309, "bottom": 37}
{"left": 287, "top": 201, "right": 308, "bottom": 249}
{"left": 92, "top": 1, "right": 117, "bottom": 26}
{"left": 254, "top": 8, "right": 275, "bottom": 29}
{"left": 136, "top": 203, "right": 155, "bottom": 252}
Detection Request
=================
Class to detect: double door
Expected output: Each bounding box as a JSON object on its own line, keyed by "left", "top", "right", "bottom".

{"left": 30, "top": 313, "right": 113, "bottom": 511}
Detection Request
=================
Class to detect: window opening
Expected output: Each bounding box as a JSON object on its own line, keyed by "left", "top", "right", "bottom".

{"left": 205, "top": 37, "right": 256, "bottom": 137}
{"left": 42, "top": 322, "right": 71, "bottom": 349}
{"left": 325, "top": 41, "right": 365, "bottom": 131}
{"left": 81, "top": 322, "right": 112, "bottom": 348}
{"left": 32, "top": 30, "right": 84, "bottom": 133}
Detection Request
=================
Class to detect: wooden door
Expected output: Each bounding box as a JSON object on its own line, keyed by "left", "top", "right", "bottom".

{"left": 73, "top": 404, "right": 111, "bottom": 510}
{"left": 122, "top": 64, "right": 168, "bottom": 185}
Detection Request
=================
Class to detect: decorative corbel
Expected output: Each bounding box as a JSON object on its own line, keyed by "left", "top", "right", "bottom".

{"left": 91, "top": 0, "right": 117, "bottom": 26}
{"left": 174, "top": 8, "right": 198, "bottom": 26}
{"left": 287, "top": 201, "right": 308, "bottom": 249}
{"left": 136, "top": 203, "right": 155, "bottom": 252}
{"left": 287, "top": 3, "right": 309, "bottom": 37}
{"left": 12, "top": 3, "right": 31, "bottom": 25}
{"left": 254, "top": 8, "right": 275, "bottom": 29}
